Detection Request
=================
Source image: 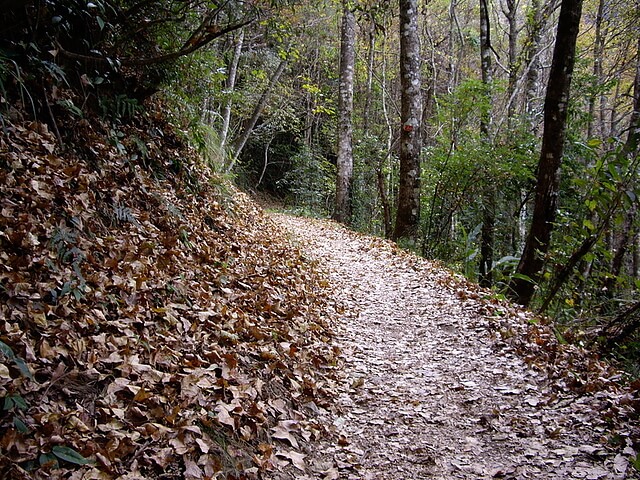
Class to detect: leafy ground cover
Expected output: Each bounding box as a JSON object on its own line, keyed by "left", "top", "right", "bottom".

{"left": 275, "top": 214, "right": 640, "bottom": 479}
{"left": 0, "top": 115, "right": 341, "bottom": 479}
{"left": 1, "top": 109, "right": 639, "bottom": 480}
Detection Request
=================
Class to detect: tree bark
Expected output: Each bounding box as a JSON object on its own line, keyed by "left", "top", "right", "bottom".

{"left": 508, "top": 0, "right": 584, "bottom": 306}
{"left": 363, "top": 14, "right": 376, "bottom": 134}
{"left": 334, "top": 4, "right": 356, "bottom": 224}
{"left": 393, "top": 0, "right": 422, "bottom": 242}
{"left": 478, "top": 0, "right": 495, "bottom": 287}
{"left": 504, "top": 0, "right": 519, "bottom": 121}
{"left": 587, "top": 0, "right": 606, "bottom": 139}
{"left": 220, "top": 29, "right": 244, "bottom": 151}
{"left": 523, "top": 0, "right": 560, "bottom": 124}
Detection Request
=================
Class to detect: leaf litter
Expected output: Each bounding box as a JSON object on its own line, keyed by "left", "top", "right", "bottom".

{"left": 274, "top": 214, "right": 640, "bottom": 480}
{"left": 1, "top": 112, "right": 639, "bottom": 480}
{"left": 0, "top": 117, "right": 341, "bottom": 479}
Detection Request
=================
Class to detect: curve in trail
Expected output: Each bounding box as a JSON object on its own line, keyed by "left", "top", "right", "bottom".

{"left": 274, "top": 213, "right": 635, "bottom": 480}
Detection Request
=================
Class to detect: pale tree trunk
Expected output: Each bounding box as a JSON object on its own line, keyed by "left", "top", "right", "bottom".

{"left": 509, "top": 0, "right": 584, "bottom": 306}
{"left": 502, "top": 0, "right": 523, "bottom": 253}
{"left": 334, "top": 4, "right": 356, "bottom": 224}
{"left": 220, "top": 29, "right": 244, "bottom": 151}
{"left": 478, "top": 0, "right": 495, "bottom": 287}
{"left": 448, "top": 0, "right": 463, "bottom": 92}
{"left": 393, "top": 0, "right": 422, "bottom": 242}
{"left": 523, "top": 0, "right": 560, "bottom": 124}
{"left": 504, "top": 0, "right": 519, "bottom": 121}
{"left": 226, "top": 58, "right": 287, "bottom": 172}
{"left": 303, "top": 46, "right": 321, "bottom": 148}
{"left": 523, "top": 0, "right": 543, "bottom": 121}
{"left": 363, "top": 15, "right": 376, "bottom": 134}
{"left": 587, "top": 0, "right": 606, "bottom": 140}
{"left": 380, "top": 29, "right": 394, "bottom": 239}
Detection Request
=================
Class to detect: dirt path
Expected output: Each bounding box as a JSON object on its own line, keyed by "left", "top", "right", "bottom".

{"left": 274, "top": 213, "right": 637, "bottom": 480}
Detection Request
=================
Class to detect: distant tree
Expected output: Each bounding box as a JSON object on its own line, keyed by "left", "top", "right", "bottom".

{"left": 508, "top": 0, "right": 584, "bottom": 306}
{"left": 334, "top": 3, "right": 356, "bottom": 224}
{"left": 220, "top": 30, "right": 245, "bottom": 151}
{"left": 478, "top": 0, "right": 495, "bottom": 287}
{"left": 228, "top": 58, "right": 288, "bottom": 171}
{"left": 393, "top": 0, "right": 422, "bottom": 242}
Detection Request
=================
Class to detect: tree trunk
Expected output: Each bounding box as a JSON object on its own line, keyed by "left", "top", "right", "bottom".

{"left": 393, "top": 0, "right": 422, "bottom": 242}
{"left": 380, "top": 28, "right": 395, "bottom": 239}
{"left": 220, "top": 29, "right": 244, "bottom": 151}
{"left": 227, "top": 58, "right": 288, "bottom": 172}
{"left": 504, "top": 0, "right": 518, "bottom": 121}
{"left": 508, "top": 0, "right": 584, "bottom": 306}
{"left": 587, "top": 0, "right": 605, "bottom": 140}
{"left": 626, "top": 39, "right": 640, "bottom": 155}
{"left": 363, "top": 15, "right": 376, "bottom": 134}
{"left": 377, "top": 166, "right": 393, "bottom": 237}
{"left": 523, "top": 0, "right": 558, "bottom": 124}
{"left": 539, "top": 42, "right": 640, "bottom": 311}
{"left": 447, "top": 0, "right": 463, "bottom": 92}
{"left": 334, "top": 4, "right": 356, "bottom": 224}
{"left": 478, "top": 0, "right": 495, "bottom": 287}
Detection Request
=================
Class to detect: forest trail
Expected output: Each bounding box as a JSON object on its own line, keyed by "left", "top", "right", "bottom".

{"left": 273, "top": 213, "right": 637, "bottom": 480}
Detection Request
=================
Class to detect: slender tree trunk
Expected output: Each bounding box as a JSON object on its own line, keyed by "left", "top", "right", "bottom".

{"left": 627, "top": 39, "right": 640, "bottom": 155}
{"left": 448, "top": 0, "right": 463, "bottom": 92}
{"left": 505, "top": 0, "right": 519, "bottom": 121}
{"left": 220, "top": 29, "right": 244, "bottom": 151}
{"left": 393, "top": 0, "right": 422, "bottom": 242}
{"left": 227, "top": 58, "right": 288, "bottom": 172}
{"left": 479, "top": 0, "right": 495, "bottom": 287}
{"left": 334, "top": 4, "right": 356, "bottom": 224}
{"left": 255, "top": 135, "right": 274, "bottom": 189}
{"left": 603, "top": 38, "right": 640, "bottom": 292}
{"left": 587, "top": 0, "right": 605, "bottom": 140}
{"left": 523, "top": 0, "right": 545, "bottom": 123}
{"left": 377, "top": 166, "right": 393, "bottom": 237}
{"left": 380, "top": 29, "right": 394, "bottom": 239}
{"left": 508, "top": 0, "right": 584, "bottom": 306}
{"left": 363, "top": 15, "right": 376, "bottom": 134}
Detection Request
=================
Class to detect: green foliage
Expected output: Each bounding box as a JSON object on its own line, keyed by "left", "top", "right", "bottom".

{"left": 534, "top": 136, "right": 640, "bottom": 319}
{"left": 51, "top": 445, "right": 92, "bottom": 466}
{"left": 351, "top": 133, "right": 392, "bottom": 236}
{"left": 0, "top": 52, "right": 37, "bottom": 118}
{"left": 49, "top": 224, "right": 87, "bottom": 302}
{"left": 100, "top": 94, "right": 140, "bottom": 121}
{"left": 0, "top": 340, "right": 33, "bottom": 380}
{"left": 278, "top": 147, "right": 335, "bottom": 215}
{"left": 420, "top": 80, "right": 537, "bottom": 271}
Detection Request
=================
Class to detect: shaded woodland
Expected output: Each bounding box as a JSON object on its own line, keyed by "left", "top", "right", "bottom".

{"left": 2, "top": 0, "right": 640, "bottom": 366}
{"left": 1, "top": 0, "right": 640, "bottom": 477}
{"left": 0, "top": 0, "right": 639, "bottom": 391}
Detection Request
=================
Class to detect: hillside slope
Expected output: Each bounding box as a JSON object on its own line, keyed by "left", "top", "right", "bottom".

{"left": 0, "top": 115, "right": 340, "bottom": 479}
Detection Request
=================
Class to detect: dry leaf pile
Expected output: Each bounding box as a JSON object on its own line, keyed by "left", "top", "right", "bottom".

{"left": 2, "top": 108, "right": 640, "bottom": 480}
{"left": 275, "top": 214, "right": 640, "bottom": 480}
{"left": 0, "top": 117, "right": 340, "bottom": 479}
